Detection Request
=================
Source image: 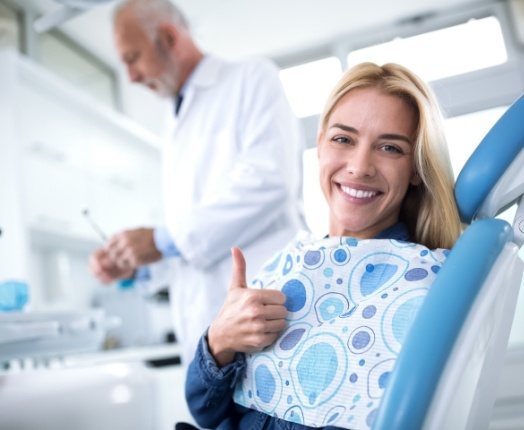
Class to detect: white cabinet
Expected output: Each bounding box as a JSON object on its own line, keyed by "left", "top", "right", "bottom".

{"left": 23, "top": 155, "right": 89, "bottom": 237}
{"left": 0, "top": 49, "right": 164, "bottom": 281}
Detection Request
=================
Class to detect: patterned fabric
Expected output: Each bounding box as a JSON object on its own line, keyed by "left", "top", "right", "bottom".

{"left": 233, "top": 232, "right": 448, "bottom": 429}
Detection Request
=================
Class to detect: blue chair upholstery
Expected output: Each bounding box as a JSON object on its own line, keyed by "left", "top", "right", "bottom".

{"left": 373, "top": 95, "right": 524, "bottom": 430}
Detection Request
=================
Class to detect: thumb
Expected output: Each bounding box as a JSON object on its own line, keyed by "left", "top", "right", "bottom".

{"left": 230, "top": 247, "right": 247, "bottom": 289}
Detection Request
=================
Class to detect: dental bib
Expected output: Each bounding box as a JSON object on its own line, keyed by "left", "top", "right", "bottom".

{"left": 233, "top": 233, "right": 448, "bottom": 429}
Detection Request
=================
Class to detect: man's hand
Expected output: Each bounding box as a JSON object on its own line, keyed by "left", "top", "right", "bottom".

{"left": 89, "top": 248, "right": 135, "bottom": 284}
{"left": 208, "top": 247, "right": 288, "bottom": 367}
{"left": 106, "top": 228, "right": 162, "bottom": 270}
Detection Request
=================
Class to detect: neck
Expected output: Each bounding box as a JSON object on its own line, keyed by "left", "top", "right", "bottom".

{"left": 177, "top": 45, "right": 203, "bottom": 91}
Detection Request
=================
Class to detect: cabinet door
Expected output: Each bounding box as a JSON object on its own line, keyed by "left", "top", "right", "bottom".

{"left": 87, "top": 173, "right": 141, "bottom": 237}
{"left": 16, "top": 59, "right": 163, "bottom": 242}
{"left": 16, "top": 79, "right": 89, "bottom": 170}
{"left": 23, "top": 154, "right": 91, "bottom": 239}
{"left": 85, "top": 141, "right": 162, "bottom": 236}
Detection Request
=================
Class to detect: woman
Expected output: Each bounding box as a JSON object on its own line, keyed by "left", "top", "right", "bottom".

{"left": 183, "top": 62, "right": 462, "bottom": 430}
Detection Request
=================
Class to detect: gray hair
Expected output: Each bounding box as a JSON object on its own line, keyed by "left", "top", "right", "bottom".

{"left": 114, "top": 0, "right": 189, "bottom": 39}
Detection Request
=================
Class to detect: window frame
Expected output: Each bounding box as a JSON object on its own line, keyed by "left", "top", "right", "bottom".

{"left": 274, "top": 1, "right": 524, "bottom": 148}
{"left": 0, "top": 0, "right": 24, "bottom": 51}
{"left": 0, "top": 0, "right": 122, "bottom": 111}
{"left": 38, "top": 28, "right": 121, "bottom": 110}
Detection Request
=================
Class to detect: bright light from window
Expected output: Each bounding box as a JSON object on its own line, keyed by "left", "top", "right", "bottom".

{"left": 280, "top": 57, "right": 342, "bottom": 118}
{"left": 302, "top": 148, "right": 328, "bottom": 238}
{"left": 444, "top": 106, "right": 507, "bottom": 178}
{"left": 347, "top": 16, "right": 507, "bottom": 82}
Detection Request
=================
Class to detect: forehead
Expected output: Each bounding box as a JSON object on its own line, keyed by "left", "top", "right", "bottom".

{"left": 328, "top": 88, "right": 417, "bottom": 135}
{"left": 113, "top": 9, "right": 150, "bottom": 52}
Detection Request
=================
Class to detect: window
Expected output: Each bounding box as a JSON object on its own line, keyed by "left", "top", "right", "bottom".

{"left": 280, "top": 57, "right": 342, "bottom": 118}
{"left": 0, "top": 1, "right": 20, "bottom": 50}
{"left": 347, "top": 16, "right": 507, "bottom": 82}
{"left": 38, "top": 30, "right": 119, "bottom": 110}
{"left": 444, "top": 106, "right": 507, "bottom": 178}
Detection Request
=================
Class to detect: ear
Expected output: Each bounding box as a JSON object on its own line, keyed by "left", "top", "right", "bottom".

{"left": 410, "top": 170, "right": 422, "bottom": 186}
{"left": 157, "top": 24, "right": 177, "bottom": 51}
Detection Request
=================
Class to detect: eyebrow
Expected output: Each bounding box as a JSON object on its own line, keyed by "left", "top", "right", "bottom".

{"left": 330, "top": 123, "right": 413, "bottom": 145}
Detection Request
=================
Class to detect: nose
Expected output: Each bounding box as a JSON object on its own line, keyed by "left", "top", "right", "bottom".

{"left": 127, "top": 65, "right": 142, "bottom": 83}
{"left": 345, "top": 146, "right": 376, "bottom": 178}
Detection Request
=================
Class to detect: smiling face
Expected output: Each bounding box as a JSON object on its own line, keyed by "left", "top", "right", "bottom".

{"left": 114, "top": 8, "right": 180, "bottom": 97}
{"left": 318, "top": 87, "right": 420, "bottom": 239}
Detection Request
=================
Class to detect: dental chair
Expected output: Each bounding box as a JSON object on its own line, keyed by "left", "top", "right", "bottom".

{"left": 176, "top": 97, "right": 524, "bottom": 430}
{"left": 373, "top": 94, "right": 524, "bottom": 430}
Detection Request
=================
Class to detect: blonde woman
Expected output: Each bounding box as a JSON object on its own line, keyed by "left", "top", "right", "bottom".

{"left": 182, "top": 63, "right": 462, "bottom": 430}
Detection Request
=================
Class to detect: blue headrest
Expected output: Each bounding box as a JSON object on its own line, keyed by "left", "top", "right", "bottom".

{"left": 455, "top": 95, "right": 524, "bottom": 223}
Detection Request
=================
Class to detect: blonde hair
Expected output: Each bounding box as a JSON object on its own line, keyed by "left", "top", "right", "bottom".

{"left": 319, "top": 62, "right": 461, "bottom": 249}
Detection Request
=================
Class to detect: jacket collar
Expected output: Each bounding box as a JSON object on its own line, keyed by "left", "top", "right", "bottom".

{"left": 374, "top": 222, "right": 410, "bottom": 241}
{"left": 322, "top": 222, "right": 410, "bottom": 242}
{"left": 183, "top": 55, "right": 223, "bottom": 91}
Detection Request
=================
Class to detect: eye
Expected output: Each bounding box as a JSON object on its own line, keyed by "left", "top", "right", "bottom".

{"left": 380, "top": 144, "right": 404, "bottom": 154}
{"left": 331, "top": 135, "right": 353, "bottom": 145}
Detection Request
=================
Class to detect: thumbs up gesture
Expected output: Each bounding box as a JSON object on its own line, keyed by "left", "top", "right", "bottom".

{"left": 208, "top": 248, "right": 288, "bottom": 367}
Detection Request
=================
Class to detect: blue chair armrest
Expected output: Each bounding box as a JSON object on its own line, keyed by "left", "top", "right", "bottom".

{"left": 372, "top": 219, "right": 512, "bottom": 430}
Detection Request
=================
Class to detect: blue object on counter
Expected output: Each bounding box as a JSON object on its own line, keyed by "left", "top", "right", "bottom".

{"left": 0, "top": 280, "right": 29, "bottom": 312}
{"left": 117, "top": 266, "right": 152, "bottom": 290}
{"left": 118, "top": 278, "right": 135, "bottom": 289}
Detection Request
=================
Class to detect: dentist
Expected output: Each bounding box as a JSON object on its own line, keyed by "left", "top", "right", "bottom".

{"left": 89, "top": 0, "right": 304, "bottom": 365}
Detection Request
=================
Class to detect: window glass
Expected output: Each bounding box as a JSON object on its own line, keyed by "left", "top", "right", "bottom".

{"left": 445, "top": 106, "right": 507, "bottom": 178}
{"left": 347, "top": 16, "right": 507, "bottom": 82}
{"left": 0, "top": 1, "right": 20, "bottom": 50}
{"left": 280, "top": 57, "right": 342, "bottom": 118}
{"left": 39, "top": 31, "right": 118, "bottom": 109}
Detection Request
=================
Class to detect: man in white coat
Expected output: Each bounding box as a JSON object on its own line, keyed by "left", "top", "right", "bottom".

{"left": 89, "top": 0, "right": 304, "bottom": 365}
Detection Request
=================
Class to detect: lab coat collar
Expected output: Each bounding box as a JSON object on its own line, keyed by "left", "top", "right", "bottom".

{"left": 171, "top": 55, "right": 222, "bottom": 123}
{"left": 184, "top": 54, "right": 224, "bottom": 90}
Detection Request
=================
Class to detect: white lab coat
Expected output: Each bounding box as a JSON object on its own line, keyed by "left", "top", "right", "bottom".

{"left": 161, "top": 55, "right": 305, "bottom": 364}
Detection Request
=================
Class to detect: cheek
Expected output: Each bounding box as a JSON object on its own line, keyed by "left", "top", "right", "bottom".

{"left": 387, "top": 165, "right": 413, "bottom": 195}
{"left": 143, "top": 53, "right": 163, "bottom": 74}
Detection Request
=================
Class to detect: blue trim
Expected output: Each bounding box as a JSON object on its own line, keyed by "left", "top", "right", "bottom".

{"left": 154, "top": 226, "right": 181, "bottom": 258}
{"left": 455, "top": 95, "right": 524, "bottom": 223}
{"left": 372, "top": 219, "right": 512, "bottom": 430}
{"left": 374, "top": 222, "right": 410, "bottom": 241}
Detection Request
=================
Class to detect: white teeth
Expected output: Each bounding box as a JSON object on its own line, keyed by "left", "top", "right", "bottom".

{"left": 340, "top": 185, "right": 377, "bottom": 199}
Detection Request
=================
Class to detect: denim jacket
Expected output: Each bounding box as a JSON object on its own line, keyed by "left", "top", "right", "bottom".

{"left": 185, "top": 224, "right": 410, "bottom": 430}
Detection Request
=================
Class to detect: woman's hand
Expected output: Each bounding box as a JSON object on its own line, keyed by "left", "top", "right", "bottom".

{"left": 208, "top": 247, "right": 288, "bottom": 367}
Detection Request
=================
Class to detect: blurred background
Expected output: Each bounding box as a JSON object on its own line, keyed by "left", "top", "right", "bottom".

{"left": 1, "top": 0, "right": 524, "bottom": 428}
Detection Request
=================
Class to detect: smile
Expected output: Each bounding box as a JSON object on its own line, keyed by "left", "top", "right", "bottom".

{"left": 340, "top": 185, "right": 379, "bottom": 199}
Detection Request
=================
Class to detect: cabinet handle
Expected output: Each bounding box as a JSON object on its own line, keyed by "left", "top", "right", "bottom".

{"left": 108, "top": 176, "right": 135, "bottom": 191}
{"left": 27, "top": 141, "right": 66, "bottom": 163}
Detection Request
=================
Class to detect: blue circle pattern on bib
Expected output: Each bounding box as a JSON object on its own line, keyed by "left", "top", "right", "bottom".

{"left": 235, "top": 234, "right": 447, "bottom": 429}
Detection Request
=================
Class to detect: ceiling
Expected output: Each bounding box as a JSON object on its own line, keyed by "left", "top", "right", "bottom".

{"left": 19, "top": 0, "right": 495, "bottom": 68}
